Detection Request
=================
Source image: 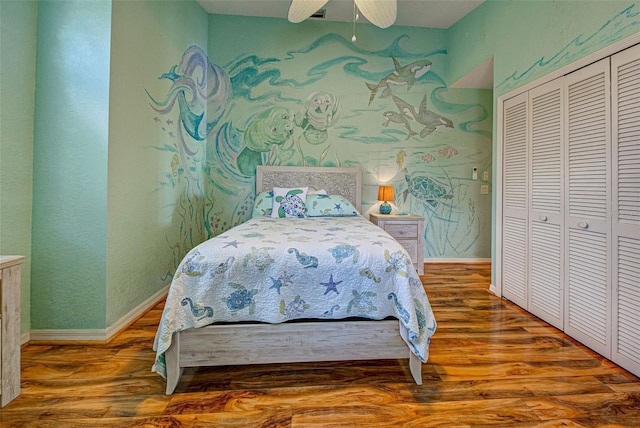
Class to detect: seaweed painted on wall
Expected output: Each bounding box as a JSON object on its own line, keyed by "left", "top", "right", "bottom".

{"left": 148, "top": 32, "right": 492, "bottom": 265}
{"left": 146, "top": 45, "right": 232, "bottom": 266}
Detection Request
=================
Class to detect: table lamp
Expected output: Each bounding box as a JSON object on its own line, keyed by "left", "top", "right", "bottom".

{"left": 378, "top": 185, "right": 394, "bottom": 214}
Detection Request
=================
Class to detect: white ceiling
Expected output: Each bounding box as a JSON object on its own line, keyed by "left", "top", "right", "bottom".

{"left": 197, "top": 0, "right": 484, "bottom": 29}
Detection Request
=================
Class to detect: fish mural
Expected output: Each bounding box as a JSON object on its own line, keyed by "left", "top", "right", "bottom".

{"left": 366, "top": 57, "right": 432, "bottom": 105}
{"left": 421, "top": 154, "right": 436, "bottom": 163}
{"left": 438, "top": 145, "right": 459, "bottom": 158}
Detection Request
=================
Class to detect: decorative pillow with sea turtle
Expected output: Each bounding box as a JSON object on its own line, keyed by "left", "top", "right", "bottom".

{"left": 253, "top": 191, "right": 356, "bottom": 218}
{"left": 271, "top": 187, "right": 309, "bottom": 218}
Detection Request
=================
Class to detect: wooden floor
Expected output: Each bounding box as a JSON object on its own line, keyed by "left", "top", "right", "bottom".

{"left": 2, "top": 264, "right": 640, "bottom": 427}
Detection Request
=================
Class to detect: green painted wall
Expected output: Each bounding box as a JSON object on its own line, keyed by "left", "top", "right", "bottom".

{"left": 11, "top": 0, "right": 208, "bottom": 332}
{"left": 31, "top": 0, "right": 111, "bottom": 330}
{"left": 106, "top": 0, "right": 209, "bottom": 326}
{"left": 0, "top": 0, "right": 38, "bottom": 334}
{"left": 447, "top": 0, "right": 640, "bottom": 282}
{"left": 193, "top": 15, "right": 494, "bottom": 259}
{"left": 448, "top": 0, "right": 640, "bottom": 97}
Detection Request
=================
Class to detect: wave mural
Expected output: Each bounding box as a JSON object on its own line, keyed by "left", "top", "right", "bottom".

{"left": 497, "top": 3, "right": 640, "bottom": 91}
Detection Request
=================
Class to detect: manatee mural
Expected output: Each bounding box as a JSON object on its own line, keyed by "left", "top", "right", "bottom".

{"left": 237, "top": 106, "right": 296, "bottom": 175}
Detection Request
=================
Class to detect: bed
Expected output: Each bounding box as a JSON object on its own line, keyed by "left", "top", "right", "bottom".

{"left": 153, "top": 166, "right": 436, "bottom": 394}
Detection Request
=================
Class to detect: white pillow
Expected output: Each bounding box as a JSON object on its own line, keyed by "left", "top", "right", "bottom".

{"left": 271, "top": 187, "right": 309, "bottom": 218}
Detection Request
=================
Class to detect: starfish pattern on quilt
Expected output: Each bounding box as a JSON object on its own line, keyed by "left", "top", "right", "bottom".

{"left": 320, "top": 274, "right": 343, "bottom": 295}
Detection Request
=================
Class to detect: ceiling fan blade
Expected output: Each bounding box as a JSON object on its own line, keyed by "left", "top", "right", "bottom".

{"left": 355, "top": 0, "right": 397, "bottom": 28}
{"left": 288, "top": 0, "right": 331, "bottom": 23}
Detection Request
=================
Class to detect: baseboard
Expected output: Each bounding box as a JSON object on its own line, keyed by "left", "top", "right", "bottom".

{"left": 28, "top": 285, "right": 169, "bottom": 344}
{"left": 488, "top": 283, "right": 497, "bottom": 295}
{"left": 28, "top": 328, "right": 107, "bottom": 343}
{"left": 424, "top": 258, "right": 491, "bottom": 264}
{"left": 104, "top": 284, "right": 170, "bottom": 342}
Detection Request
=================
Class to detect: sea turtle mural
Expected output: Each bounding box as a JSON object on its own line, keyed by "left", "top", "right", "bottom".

{"left": 399, "top": 168, "right": 453, "bottom": 207}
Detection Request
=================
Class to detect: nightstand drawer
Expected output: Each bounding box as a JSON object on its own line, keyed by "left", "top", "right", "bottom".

{"left": 369, "top": 213, "right": 424, "bottom": 275}
{"left": 397, "top": 239, "right": 418, "bottom": 263}
{"left": 384, "top": 223, "right": 418, "bottom": 239}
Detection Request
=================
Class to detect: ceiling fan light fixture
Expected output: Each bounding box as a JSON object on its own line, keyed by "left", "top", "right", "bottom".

{"left": 354, "top": 0, "right": 397, "bottom": 28}
{"left": 288, "top": 0, "right": 330, "bottom": 23}
{"left": 288, "top": 0, "right": 397, "bottom": 29}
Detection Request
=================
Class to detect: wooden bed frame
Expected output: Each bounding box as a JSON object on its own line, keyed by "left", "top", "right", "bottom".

{"left": 164, "top": 166, "right": 423, "bottom": 394}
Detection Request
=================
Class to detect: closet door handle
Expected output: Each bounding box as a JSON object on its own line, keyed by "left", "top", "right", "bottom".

{"left": 539, "top": 215, "right": 548, "bottom": 222}
{"left": 578, "top": 222, "right": 589, "bottom": 229}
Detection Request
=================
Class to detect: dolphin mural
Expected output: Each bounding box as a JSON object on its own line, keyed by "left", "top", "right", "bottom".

{"left": 365, "top": 57, "right": 432, "bottom": 105}
{"left": 390, "top": 94, "right": 453, "bottom": 138}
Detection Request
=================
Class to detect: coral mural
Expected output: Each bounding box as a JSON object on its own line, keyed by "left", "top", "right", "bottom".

{"left": 148, "top": 33, "right": 492, "bottom": 268}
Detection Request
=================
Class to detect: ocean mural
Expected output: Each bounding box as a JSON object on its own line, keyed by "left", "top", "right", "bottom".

{"left": 147, "top": 33, "right": 492, "bottom": 268}
{"left": 497, "top": 3, "right": 640, "bottom": 91}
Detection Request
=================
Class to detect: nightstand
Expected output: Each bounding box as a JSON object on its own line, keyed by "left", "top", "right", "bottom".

{"left": 0, "top": 255, "right": 23, "bottom": 407}
{"left": 370, "top": 213, "right": 424, "bottom": 275}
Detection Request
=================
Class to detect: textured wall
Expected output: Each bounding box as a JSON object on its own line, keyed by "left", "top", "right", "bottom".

{"left": 449, "top": 1, "right": 640, "bottom": 97}
{"left": 0, "top": 0, "right": 38, "bottom": 334}
{"left": 30, "top": 0, "right": 111, "bottom": 330}
{"left": 106, "top": 0, "right": 209, "bottom": 327}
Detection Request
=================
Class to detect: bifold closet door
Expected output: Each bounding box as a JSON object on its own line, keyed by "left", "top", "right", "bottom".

{"left": 502, "top": 93, "right": 529, "bottom": 308}
{"left": 564, "top": 58, "right": 612, "bottom": 357}
{"left": 611, "top": 44, "right": 640, "bottom": 376}
{"left": 528, "top": 79, "right": 564, "bottom": 330}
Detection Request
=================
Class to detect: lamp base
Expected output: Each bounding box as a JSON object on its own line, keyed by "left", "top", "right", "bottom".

{"left": 379, "top": 201, "right": 392, "bottom": 214}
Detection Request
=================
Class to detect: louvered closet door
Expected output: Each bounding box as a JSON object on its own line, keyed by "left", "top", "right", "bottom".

{"left": 564, "top": 58, "right": 612, "bottom": 357}
{"left": 528, "top": 79, "right": 564, "bottom": 329}
{"left": 611, "top": 44, "right": 640, "bottom": 375}
{"left": 502, "top": 93, "right": 529, "bottom": 308}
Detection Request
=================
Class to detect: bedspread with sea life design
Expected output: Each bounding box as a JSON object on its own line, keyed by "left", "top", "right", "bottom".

{"left": 152, "top": 215, "right": 437, "bottom": 378}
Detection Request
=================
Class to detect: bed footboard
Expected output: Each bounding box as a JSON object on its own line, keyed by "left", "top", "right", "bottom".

{"left": 163, "top": 319, "right": 422, "bottom": 394}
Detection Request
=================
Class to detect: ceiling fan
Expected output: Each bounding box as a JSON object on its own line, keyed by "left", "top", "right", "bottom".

{"left": 288, "top": 0, "right": 398, "bottom": 29}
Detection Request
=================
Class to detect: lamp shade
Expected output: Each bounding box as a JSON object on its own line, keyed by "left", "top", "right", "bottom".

{"left": 378, "top": 185, "right": 395, "bottom": 202}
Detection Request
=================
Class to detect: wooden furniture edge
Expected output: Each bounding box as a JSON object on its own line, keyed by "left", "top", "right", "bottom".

{"left": 164, "top": 319, "right": 421, "bottom": 394}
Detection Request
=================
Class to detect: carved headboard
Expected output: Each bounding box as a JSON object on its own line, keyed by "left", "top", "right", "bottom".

{"left": 256, "top": 166, "right": 363, "bottom": 213}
